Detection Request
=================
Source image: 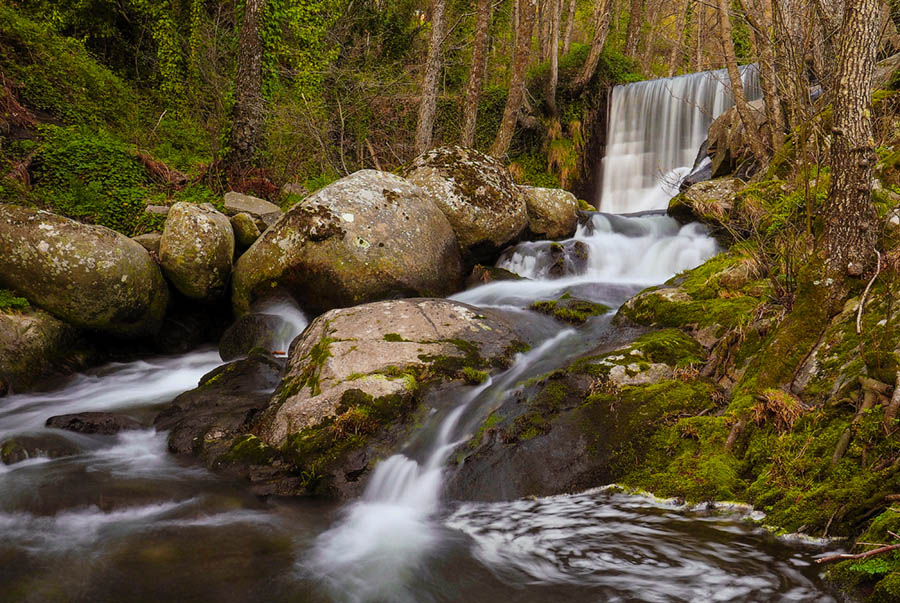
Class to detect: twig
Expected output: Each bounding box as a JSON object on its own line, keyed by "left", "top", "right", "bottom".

{"left": 365, "top": 138, "right": 382, "bottom": 171}
{"left": 857, "top": 249, "right": 882, "bottom": 335}
{"left": 150, "top": 109, "right": 168, "bottom": 137}
{"left": 817, "top": 542, "right": 900, "bottom": 564}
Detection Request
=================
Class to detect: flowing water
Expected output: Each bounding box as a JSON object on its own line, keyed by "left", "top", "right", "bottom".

{"left": 0, "top": 67, "right": 847, "bottom": 601}
{"left": 598, "top": 65, "right": 761, "bottom": 213}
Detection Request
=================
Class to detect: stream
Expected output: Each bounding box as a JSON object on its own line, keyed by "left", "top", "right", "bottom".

{"left": 0, "top": 68, "right": 847, "bottom": 602}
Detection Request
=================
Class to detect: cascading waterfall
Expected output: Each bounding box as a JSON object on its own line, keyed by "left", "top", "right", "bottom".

{"left": 598, "top": 65, "right": 761, "bottom": 214}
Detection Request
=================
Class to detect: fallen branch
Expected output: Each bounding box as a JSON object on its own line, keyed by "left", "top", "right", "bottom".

{"left": 832, "top": 388, "right": 877, "bottom": 468}
{"left": 817, "top": 542, "right": 900, "bottom": 564}
{"left": 885, "top": 370, "right": 900, "bottom": 432}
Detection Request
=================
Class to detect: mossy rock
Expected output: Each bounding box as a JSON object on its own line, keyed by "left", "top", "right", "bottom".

{"left": 231, "top": 170, "right": 463, "bottom": 315}
{"left": 403, "top": 146, "right": 527, "bottom": 264}
{"left": 530, "top": 296, "right": 610, "bottom": 325}
{"left": 242, "top": 298, "right": 525, "bottom": 499}
{"left": 0, "top": 204, "right": 168, "bottom": 337}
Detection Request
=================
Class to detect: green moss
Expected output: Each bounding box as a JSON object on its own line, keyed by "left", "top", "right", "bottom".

{"left": 0, "top": 289, "right": 29, "bottom": 311}
{"left": 630, "top": 329, "right": 705, "bottom": 367}
{"left": 469, "top": 411, "right": 503, "bottom": 449}
{"left": 219, "top": 435, "right": 276, "bottom": 466}
{"left": 383, "top": 333, "right": 409, "bottom": 342}
{"left": 462, "top": 367, "right": 489, "bottom": 385}
{"left": 531, "top": 296, "right": 610, "bottom": 325}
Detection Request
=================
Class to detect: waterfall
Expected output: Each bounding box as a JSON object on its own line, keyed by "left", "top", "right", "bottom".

{"left": 598, "top": 65, "right": 761, "bottom": 214}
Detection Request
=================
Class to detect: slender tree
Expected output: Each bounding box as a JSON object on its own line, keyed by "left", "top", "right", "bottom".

{"left": 461, "top": 0, "right": 493, "bottom": 147}
{"left": 491, "top": 0, "right": 537, "bottom": 157}
{"left": 415, "top": 0, "right": 447, "bottom": 154}
{"left": 624, "top": 0, "right": 643, "bottom": 56}
{"left": 715, "top": 0, "right": 767, "bottom": 162}
{"left": 667, "top": 0, "right": 692, "bottom": 76}
{"left": 824, "top": 0, "right": 881, "bottom": 276}
{"left": 738, "top": 0, "right": 786, "bottom": 151}
{"left": 572, "top": 0, "right": 612, "bottom": 91}
{"left": 546, "top": 0, "right": 561, "bottom": 116}
{"left": 223, "top": 0, "right": 267, "bottom": 175}
{"left": 562, "top": 0, "right": 577, "bottom": 54}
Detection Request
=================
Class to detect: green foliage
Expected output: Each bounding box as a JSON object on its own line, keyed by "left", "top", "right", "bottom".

{"left": 0, "top": 5, "right": 136, "bottom": 126}
{"left": 0, "top": 289, "right": 30, "bottom": 312}
{"left": 30, "top": 125, "right": 149, "bottom": 234}
{"left": 462, "top": 366, "right": 489, "bottom": 385}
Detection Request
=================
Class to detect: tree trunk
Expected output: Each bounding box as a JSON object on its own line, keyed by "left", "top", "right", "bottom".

{"left": 415, "top": 0, "right": 447, "bottom": 154}
{"left": 223, "top": 0, "right": 267, "bottom": 176}
{"left": 668, "top": 0, "right": 692, "bottom": 76}
{"left": 738, "top": 0, "right": 786, "bottom": 151}
{"left": 694, "top": 0, "right": 706, "bottom": 70}
{"left": 491, "top": 0, "right": 537, "bottom": 158}
{"left": 546, "top": 0, "right": 561, "bottom": 116}
{"left": 562, "top": 0, "right": 577, "bottom": 54}
{"left": 624, "top": 0, "right": 643, "bottom": 56}
{"left": 572, "top": 0, "right": 612, "bottom": 91}
{"left": 824, "top": 0, "right": 880, "bottom": 276}
{"left": 461, "top": 0, "right": 493, "bottom": 147}
{"left": 715, "top": 0, "right": 768, "bottom": 162}
{"left": 539, "top": 0, "right": 552, "bottom": 59}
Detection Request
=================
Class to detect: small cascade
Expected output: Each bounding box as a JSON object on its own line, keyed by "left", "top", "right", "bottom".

{"left": 305, "top": 331, "right": 576, "bottom": 603}
{"left": 599, "top": 65, "right": 761, "bottom": 214}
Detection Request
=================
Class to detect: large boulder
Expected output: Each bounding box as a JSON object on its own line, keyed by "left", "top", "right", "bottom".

{"left": 197, "top": 298, "right": 525, "bottom": 499}
{"left": 403, "top": 146, "right": 527, "bottom": 262}
{"left": 0, "top": 307, "right": 91, "bottom": 392}
{"left": 159, "top": 203, "right": 234, "bottom": 302}
{"left": 0, "top": 205, "right": 168, "bottom": 337}
{"left": 519, "top": 185, "right": 578, "bottom": 239}
{"left": 218, "top": 313, "right": 296, "bottom": 361}
{"left": 46, "top": 412, "right": 144, "bottom": 435}
{"left": 231, "top": 170, "right": 463, "bottom": 315}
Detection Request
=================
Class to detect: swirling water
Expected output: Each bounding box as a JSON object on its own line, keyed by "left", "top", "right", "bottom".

{"left": 0, "top": 211, "right": 846, "bottom": 601}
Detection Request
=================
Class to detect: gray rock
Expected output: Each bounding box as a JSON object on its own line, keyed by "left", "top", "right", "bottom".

{"left": 231, "top": 170, "right": 463, "bottom": 315}
{"left": 520, "top": 185, "right": 578, "bottom": 240}
{"left": 159, "top": 202, "right": 234, "bottom": 302}
{"left": 1, "top": 433, "right": 81, "bottom": 465}
{"left": 403, "top": 146, "right": 527, "bottom": 263}
{"left": 0, "top": 204, "right": 168, "bottom": 337}
{"left": 230, "top": 212, "right": 261, "bottom": 249}
{"left": 132, "top": 232, "right": 162, "bottom": 255}
{"left": 282, "top": 183, "right": 309, "bottom": 198}
{"left": 46, "top": 412, "right": 144, "bottom": 435}
{"left": 0, "top": 307, "right": 88, "bottom": 392}
{"left": 219, "top": 313, "right": 294, "bottom": 361}
{"left": 224, "top": 191, "right": 282, "bottom": 218}
{"left": 144, "top": 205, "right": 171, "bottom": 216}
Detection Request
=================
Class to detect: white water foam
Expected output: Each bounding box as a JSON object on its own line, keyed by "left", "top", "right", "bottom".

{"left": 599, "top": 65, "right": 760, "bottom": 213}
{"left": 304, "top": 331, "right": 576, "bottom": 602}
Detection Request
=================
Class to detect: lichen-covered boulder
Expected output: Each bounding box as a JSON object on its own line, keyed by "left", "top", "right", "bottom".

{"left": 223, "top": 191, "right": 283, "bottom": 230}
{"left": 403, "top": 146, "right": 527, "bottom": 262}
{"left": 0, "top": 307, "right": 90, "bottom": 392}
{"left": 218, "top": 312, "right": 295, "bottom": 361}
{"left": 231, "top": 170, "right": 463, "bottom": 315}
{"left": 204, "top": 298, "right": 525, "bottom": 499}
{"left": 519, "top": 185, "right": 578, "bottom": 239}
{"left": 0, "top": 205, "right": 168, "bottom": 337}
{"left": 159, "top": 202, "right": 234, "bottom": 302}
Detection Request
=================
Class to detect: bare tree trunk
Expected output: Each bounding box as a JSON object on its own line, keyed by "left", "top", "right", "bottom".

{"left": 739, "top": 0, "right": 786, "bottom": 151}
{"left": 539, "top": 0, "right": 552, "bottom": 59}
{"left": 572, "top": 0, "right": 612, "bottom": 91}
{"left": 491, "top": 0, "right": 537, "bottom": 158}
{"left": 415, "top": 0, "right": 447, "bottom": 154}
{"left": 694, "top": 0, "right": 706, "bottom": 70}
{"left": 223, "top": 0, "right": 267, "bottom": 175}
{"left": 668, "top": 0, "right": 692, "bottom": 75}
{"left": 546, "top": 0, "right": 561, "bottom": 116}
{"left": 562, "top": 0, "right": 577, "bottom": 54}
{"left": 461, "top": 0, "right": 493, "bottom": 147}
{"left": 716, "top": 0, "right": 768, "bottom": 162}
{"left": 624, "top": 0, "right": 643, "bottom": 56}
{"left": 824, "top": 0, "right": 881, "bottom": 277}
